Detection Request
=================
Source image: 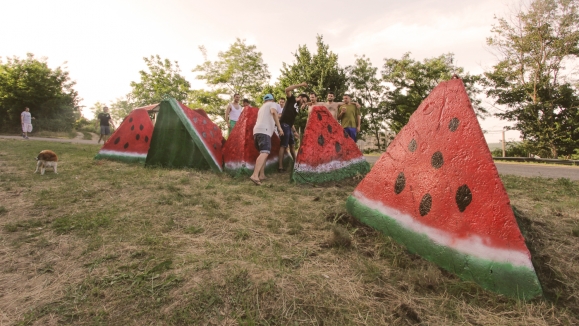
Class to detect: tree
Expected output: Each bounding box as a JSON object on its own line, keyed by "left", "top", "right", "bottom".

{"left": 193, "top": 38, "right": 270, "bottom": 103}
{"left": 484, "top": 0, "right": 579, "bottom": 158}
{"left": 346, "top": 55, "right": 388, "bottom": 150}
{"left": 187, "top": 89, "right": 229, "bottom": 128}
{"left": 0, "top": 53, "right": 79, "bottom": 132}
{"left": 278, "top": 35, "right": 348, "bottom": 131}
{"left": 382, "top": 53, "right": 485, "bottom": 133}
{"left": 130, "top": 55, "right": 191, "bottom": 106}
{"left": 109, "top": 95, "right": 136, "bottom": 122}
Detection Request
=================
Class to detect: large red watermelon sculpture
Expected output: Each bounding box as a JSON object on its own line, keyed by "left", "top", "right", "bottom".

{"left": 346, "top": 78, "right": 542, "bottom": 299}
{"left": 94, "top": 108, "right": 153, "bottom": 163}
{"left": 145, "top": 98, "right": 223, "bottom": 172}
{"left": 291, "top": 106, "right": 370, "bottom": 183}
{"left": 223, "top": 107, "right": 289, "bottom": 177}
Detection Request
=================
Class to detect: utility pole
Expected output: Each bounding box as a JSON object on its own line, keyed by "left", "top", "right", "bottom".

{"left": 502, "top": 130, "right": 506, "bottom": 157}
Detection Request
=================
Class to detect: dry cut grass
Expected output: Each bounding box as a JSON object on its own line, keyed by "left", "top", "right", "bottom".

{"left": 0, "top": 138, "right": 578, "bottom": 325}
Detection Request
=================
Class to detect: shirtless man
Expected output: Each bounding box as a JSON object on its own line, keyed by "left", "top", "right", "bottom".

{"left": 225, "top": 93, "right": 243, "bottom": 135}
{"left": 307, "top": 91, "right": 360, "bottom": 119}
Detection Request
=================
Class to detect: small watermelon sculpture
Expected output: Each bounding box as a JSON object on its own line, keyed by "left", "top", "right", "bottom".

{"left": 223, "top": 107, "right": 290, "bottom": 177}
{"left": 94, "top": 108, "right": 153, "bottom": 163}
{"left": 291, "top": 106, "right": 370, "bottom": 184}
{"left": 346, "top": 78, "right": 542, "bottom": 299}
{"left": 145, "top": 98, "right": 223, "bottom": 172}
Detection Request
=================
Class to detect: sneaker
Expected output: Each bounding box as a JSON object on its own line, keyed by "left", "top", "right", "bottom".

{"left": 25, "top": 136, "right": 29, "bottom": 139}
{"left": 22, "top": 133, "right": 25, "bottom": 138}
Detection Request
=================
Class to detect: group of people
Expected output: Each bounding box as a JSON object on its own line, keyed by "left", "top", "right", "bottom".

{"left": 231, "top": 82, "right": 361, "bottom": 185}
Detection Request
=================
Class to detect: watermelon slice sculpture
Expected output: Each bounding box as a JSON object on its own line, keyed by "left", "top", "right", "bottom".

{"left": 346, "top": 79, "right": 542, "bottom": 299}
{"left": 94, "top": 108, "right": 153, "bottom": 163}
{"left": 291, "top": 106, "right": 370, "bottom": 183}
{"left": 145, "top": 98, "right": 223, "bottom": 172}
{"left": 222, "top": 107, "right": 290, "bottom": 177}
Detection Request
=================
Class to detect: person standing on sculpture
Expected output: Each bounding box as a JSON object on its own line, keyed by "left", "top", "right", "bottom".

{"left": 250, "top": 94, "right": 284, "bottom": 185}
{"left": 278, "top": 82, "right": 309, "bottom": 172}
{"left": 225, "top": 93, "right": 243, "bottom": 135}
{"left": 309, "top": 91, "right": 360, "bottom": 120}
{"left": 338, "top": 94, "right": 361, "bottom": 142}
{"left": 20, "top": 107, "right": 34, "bottom": 139}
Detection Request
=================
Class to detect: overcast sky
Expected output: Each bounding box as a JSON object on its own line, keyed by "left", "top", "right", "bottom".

{"left": 1, "top": 0, "right": 522, "bottom": 142}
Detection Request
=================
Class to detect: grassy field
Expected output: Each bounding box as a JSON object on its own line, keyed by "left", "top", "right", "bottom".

{"left": 0, "top": 138, "right": 578, "bottom": 325}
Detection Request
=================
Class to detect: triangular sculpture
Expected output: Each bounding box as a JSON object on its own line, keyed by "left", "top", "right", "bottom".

{"left": 291, "top": 106, "right": 370, "bottom": 183}
{"left": 346, "top": 78, "right": 542, "bottom": 299}
{"left": 94, "top": 108, "right": 153, "bottom": 163}
{"left": 145, "top": 98, "right": 223, "bottom": 172}
{"left": 222, "top": 107, "right": 290, "bottom": 177}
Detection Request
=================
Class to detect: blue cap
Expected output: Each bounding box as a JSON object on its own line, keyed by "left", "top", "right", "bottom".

{"left": 263, "top": 94, "right": 274, "bottom": 101}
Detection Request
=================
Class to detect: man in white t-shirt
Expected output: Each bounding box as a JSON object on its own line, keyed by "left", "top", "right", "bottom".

{"left": 250, "top": 94, "right": 284, "bottom": 186}
{"left": 21, "top": 107, "right": 35, "bottom": 139}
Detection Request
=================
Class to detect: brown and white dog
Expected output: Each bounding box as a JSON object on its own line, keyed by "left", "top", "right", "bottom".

{"left": 35, "top": 150, "right": 58, "bottom": 175}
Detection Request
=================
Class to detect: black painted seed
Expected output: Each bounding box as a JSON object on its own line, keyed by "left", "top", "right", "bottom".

{"left": 130, "top": 125, "right": 134, "bottom": 131}
{"left": 455, "top": 185, "right": 472, "bottom": 212}
{"left": 299, "top": 148, "right": 303, "bottom": 155}
{"left": 136, "top": 134, "right": 140, "bottom": 141}
{"left": 144, "top": 136, "right": 149, "bottom": 143}
{"left": 431, "top": 151, "right": 443, "bottom": 169}
{"left": 317, "top": 112, "right": 322, "bottom": 121}
{"left": 408, "top": 139, "right": 417, "bottom": 152}
{"left": 213, "top": 144, "right": 217, "bottom": 150}
{"left": 449, "top": 118, "right": 460, "bottom": 132}
{"left": 327, "top": 125, "right": 332, "bottom": 133}
{"left": 202, "top": 132, "right": 207, "bottom": 138}
{"left": 318, "top": 135, "right": 325, "bottom": 146}
{"left": 139, "top": 124, "right": 144, "bottom": 131}
{"left": 394, "top": 172, "right": 406, "bottom": 194}
{"left": 343, "top": 130, "right": 349, "bottom": 138}
{"left": 202, "top": 119, "right": 207, "bottom": 124}
{"left": 335, "top": 142, "right": 341, "bottom": 153}
{"left": 123, "top": 142, "right": 129, "bottom": 149}
{"left": 419, "top": 193, "right": 432, "bottom": 216}
{"left": 114, "top": 137, "right": 120, "bottom": 145}
{"left": 129, "top": 117, "right": 133, "bottom": 123}
{"left": 193, "top": 117, "right": 198, "bottom": 123}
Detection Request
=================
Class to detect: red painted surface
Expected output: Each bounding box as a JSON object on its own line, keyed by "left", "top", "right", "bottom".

{"left": 296, "top": 106, "right": 364, "bottom": 166}
{"left": 177, "top": 103, "right": 224, "bottom": 167}
{"left": 101, "top": 108, "right": 153, "bottom": 154}
{"left": 222, "top": 107, "right": 282, "bottom": 165}
{"left": 354, "top": 79, "right": 528, "bottom": 252}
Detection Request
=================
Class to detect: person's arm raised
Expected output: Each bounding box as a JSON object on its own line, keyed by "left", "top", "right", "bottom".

{"left": 285, "top": 82, "right": 307, "bottom": 97}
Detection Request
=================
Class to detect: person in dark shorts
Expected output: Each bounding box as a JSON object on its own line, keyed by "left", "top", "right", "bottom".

{"left": 278, "top": 82, "right": 309, "bottom": 172}
{"left": 250, "top": 94, "right": 284, "bottom": 185}
{"left": 96, "top": 106, "right": 116, "bottom": 144}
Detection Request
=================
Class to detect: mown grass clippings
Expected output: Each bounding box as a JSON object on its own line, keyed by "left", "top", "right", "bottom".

{"left": 0, "top": 139, "right": 578, "bottom": 325}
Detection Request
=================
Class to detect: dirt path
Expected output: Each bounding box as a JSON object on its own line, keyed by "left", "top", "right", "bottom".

{"left": 0, "top": 135, "right": 99, "bottom": 145}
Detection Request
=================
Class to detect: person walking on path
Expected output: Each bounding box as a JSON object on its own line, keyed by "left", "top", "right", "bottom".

{"left": 21, "top": 107, "right": 35, "bottom": 139}
{"left": 338, "top": 94, "right": 361, "bottom": 142}
{"left": 225, "top": 93, "right": 243, "bottom": 136}
{"left": 278, "top": 82, "right": 309, "bottom": 172}
{"left": 96, "top": 106, "right": 115, "bottom": 144}
{"left": 250, "top": 94, "right": 284, "bottom": 185}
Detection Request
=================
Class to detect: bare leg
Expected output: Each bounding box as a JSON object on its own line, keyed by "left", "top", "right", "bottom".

{"left": 289, "top": 145, "right": 296, "bottom": 161}
{"left": 98, "top": 134, "right": 104, "bottom": 143}
{"left": 250, "top": 153, "right": 268, "bottom": 184}
{"left": 278, "top": 146, "right": 286, "bottom": 169}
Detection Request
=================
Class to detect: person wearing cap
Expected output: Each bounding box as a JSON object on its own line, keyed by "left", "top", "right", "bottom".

{"left": 96, "top": 106, "right": 115, "bottom": 144}
{"left": 278, "top": 82, "right": 309, "bottom": 172}
{"left": 250, "top": 93, "right": 284, "bottom": 185}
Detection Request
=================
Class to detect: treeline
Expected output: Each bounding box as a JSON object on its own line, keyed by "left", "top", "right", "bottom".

{"left": 1, "top": 0, "right": 577, "bottom": 158}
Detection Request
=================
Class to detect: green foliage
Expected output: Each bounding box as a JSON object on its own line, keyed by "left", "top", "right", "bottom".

{"left": 382, "top": 52, "right": 485, "bottom": 133}
{"left": 484, "top": 0, "right": 579, "bottom": 158}
{"left": 193, "top": 38, "right": 270, "bottom": 102}
{"left": 187, "top": 89, "right": 228, "bottom": 123}
{"left": 130, "top": 55, "right": 191, "bottom": 106}
{"left": 109, "top": 95, "right": 136, "bottom": 122}
{"left": 346, "top": 55, "right": 387, "bottom": 150}
{"left": 491, "top": 141, "right": 533, "bottom": 157}
{"left": 278, "top": 35, "right": 348, "bottom": 131}
{"left": 0, "top": 53, "right": 79, "bottom": 132}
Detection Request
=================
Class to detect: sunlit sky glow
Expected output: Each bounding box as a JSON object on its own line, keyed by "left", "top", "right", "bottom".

{"left": 1, "top": 0, "right": 525, "bottom": 142}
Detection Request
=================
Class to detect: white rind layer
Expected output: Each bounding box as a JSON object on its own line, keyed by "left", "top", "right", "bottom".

{"left": 352, "top": 191, "right": 534, "bottom": 269}
{"left": 97, "top": 150, "right": 147, "bottom": 158}
{"left": 225, "top": 157, "right": 279, "bottom": 170}
{"left": 295, "top": 156, "right": 366, "bottom": 173}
